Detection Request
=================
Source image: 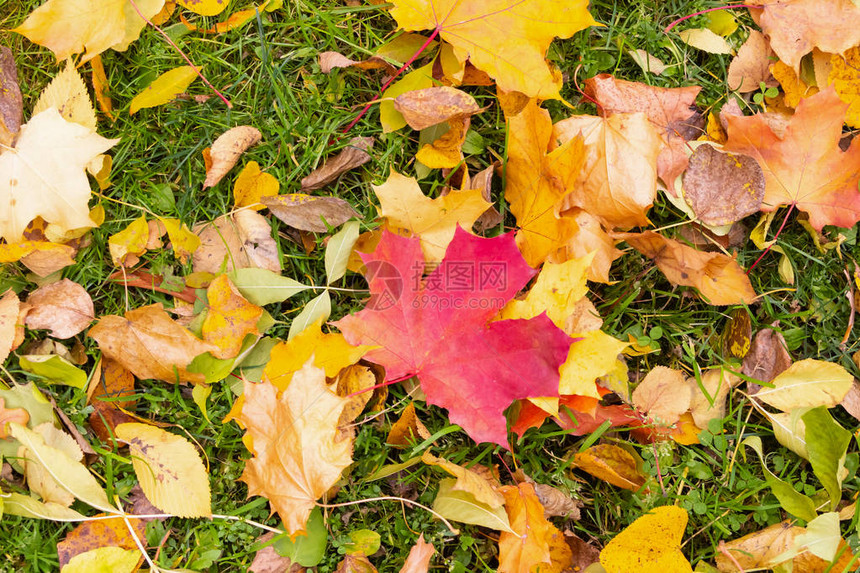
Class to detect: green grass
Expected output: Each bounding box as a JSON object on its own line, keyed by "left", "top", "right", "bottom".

{"left": 2, "top": 0, "right": 860, "bottom": 571}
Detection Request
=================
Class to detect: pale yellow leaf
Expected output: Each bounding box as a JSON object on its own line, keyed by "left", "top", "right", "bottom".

{"left": 129, "top": 66, "right": 199, "bottom": 115}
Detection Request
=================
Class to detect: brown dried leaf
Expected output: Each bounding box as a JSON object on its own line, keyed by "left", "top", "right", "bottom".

{"left": 203, "top": 126, "right": 262, "bottom": 188}
{"left": 622, "top": 231, "right": 757, "bottom": 305}
{"left": 533, "top": 483, "right": 581, "bottom": 520}
{"left": 88, "top": 303, "right": 218, "bottom": 384}
{"left": 727, "top": 30, "right": 776, "bottom": 93}
{"left": 57, "top": 514, "right": 146, "bottom": 568}
{"left": 0, "top": 47, "right": 23, "bottom": 146}
{"left": 564, "top": 532, "right": 601, "bottom": 572}
{"left": 263, "top": 194, "right": 361, "bottom": 233}
{"left": 393, "top": 86, "right": 481, "bottom": 131}
{"left": 319, "top": 51, "right": 395, "bottom": 74}
{"left": 301, "top": 137, "right": 373, "bottom": 191}
{"left": 24, "top": 279, "right": 94, "bottom": 339}
{"left": 742, "top": 327, "right": 792, "bottom": 385}
{"left": 335, "top": 554, "right": 377, "bottom": 573}
{"left": 632, "top": 366, "right": 691, "bottom": 425}
{"left": 249, "top": 532, "right": 304, "bottom": 573}
{"left": 193, "top": 210, "right": 281, "bottom": 273}
{"left": 682, "top": 144, "right": 765, "bottom": 226}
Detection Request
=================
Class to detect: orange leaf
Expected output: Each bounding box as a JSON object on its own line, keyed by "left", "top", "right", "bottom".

{"left": 497, "top": 482, "right": 554, "bottom": 573}
{"left": 57, "top": 514, "right": 146, "bottom": 569}
{"left": 0, "top": 397, "right": 29, "bottom": 439}
{"left": 573, "top": 444, "right": 647, "bottom": 491}
{"left": 202, "top": 274, "right": 263, "bottom": 359}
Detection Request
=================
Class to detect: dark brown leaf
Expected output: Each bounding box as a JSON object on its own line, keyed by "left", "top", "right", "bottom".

{"left": 301, "top": 137, "right": 374, "bottom": 191}
{"left": 683, "top": 144, "right": 765, "bottom": 226}
{"left": 263, "top": 194, "right": 361, "bottom": 233}
{"left": 742, "top": 327, "right": 792, "bottom": 390}
{"left": 0, "top": 47, "right": 23, "bottom": 146}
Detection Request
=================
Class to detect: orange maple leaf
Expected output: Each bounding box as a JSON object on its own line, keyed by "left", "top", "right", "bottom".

{"left": 387, "top": 0, "right": 597, "bottom": 99}
{"left": 724, "top": 87, "right": 860, "bottom": 231}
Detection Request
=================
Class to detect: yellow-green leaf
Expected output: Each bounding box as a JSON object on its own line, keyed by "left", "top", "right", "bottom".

{"left": 755, "top": 359, "right": 853, "bottom": 412}
{"left": 115, "top": 423, "right": 211, "bottom": 517}
{"left": 61, "top": 546, "right": 140, "bottom": 573}
{"left": 129, "top": 66, "right": 199, "bottom": 115}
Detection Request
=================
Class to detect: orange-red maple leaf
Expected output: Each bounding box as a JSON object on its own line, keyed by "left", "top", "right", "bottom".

{"left": 724, "top": 87, "right": 860, "bottom": 230}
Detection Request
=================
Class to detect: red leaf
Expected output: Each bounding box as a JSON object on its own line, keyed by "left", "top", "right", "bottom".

{"left": 335, "top": 227, "right": 572, "bottom": 447}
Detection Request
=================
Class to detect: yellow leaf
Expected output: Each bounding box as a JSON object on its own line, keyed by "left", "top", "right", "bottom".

{"left": 108, "top": 215, "right": 149, "bottom": 266}
{"left": 176, "top": 0, "right": 229, "bottom": 16}
{"left": 115, "top": 422, "right": 212, "bottom": 518}
{"left": 829, "top": 46, "right": 860, "bottom": 129}
{"left": 771, "top": 60, "right": 818, "bottom": 108}
{"left": 497, "top": 483, "right": 555, "bottom": 573}
{"left": 90, "top": 55, "right": 115, "bottom": 120}
{"left": 754, "top": 359, "right": 853, "bottom": 412}
{"left": 560, "top": 330, "right": 629, "bottom": 397}
{"left": 0, "top": 108, "right": 117, "bottom": 242}
{"left": 13, "top": 0, "right": 165, "bottom": 62}
{"left": 33, "top": 60, "right": 96, "bottom": 130}
{"left": 129, "top": 66, "right": 199, "bottom": 115}
{"left": 61, "top": 546, "right": 140, "bottom": 573}
{"left": 374, "top": 170, "right": 490, "bottom": 262}
{"left": 202, "top": 274, "right": 263, "bottom": 359}
{"left": 678, "top": 28, "right": 733, "bottom": 54}
{"left": 159, "top": 217, "right": 201, "bottom": 264}
{"left": 422, "top": 451, "right": 504, "bottom": 508}
{"left": 0, "top": 240, "right": 76, "bottom": 266}
{"left": 573, "top": 444, "right": 647, "bottom": 491}
{"left": 233, "top": 161, "right": 280, "bottom": 210}
{"left": 388, "top": 0, "right": 597, "bottom": 99}
{"left": 600, "top": 506, "right": 692, "bottom": 573}
{"left": 237, "top": 361, "right": 353, "bottom": 536}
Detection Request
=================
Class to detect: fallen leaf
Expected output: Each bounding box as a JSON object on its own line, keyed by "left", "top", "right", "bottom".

{"left": 682, "top": 144, "right": 765, "bottom": 226}
{"left": 549, "top": 208, "right": 623, "bottom": 283}
{"left": 689, "top": 368, "right": 739, "bottom": 429}
{"left": 386, "top": 402, "right": 431, "bottom": 447}
{"left": 129, "top": 65, "right": 199, "bottom": 115}
{"left": 116, "top": 422, "right": 211, "bottom": 517}
{"left": 573, "top": 444, "right": 647, "bottom": 491}
{"left": 0, "top": 290, "right": 22, "bottom": 364}
{"left": 627, "top": 49, "right": 667, "bottom": 76}
{"left": 60, "top": 546, "right": 140, "bottom": 573}
{"left": 828, "top": 46, "right": 860, "bottom": 129}
{"left": 678, "top": 28, "right": 733, "bottom": 54}
{"left": 176, "top": 0, "right": 228, "bottom": 15}
{"left": 388, "top": 0, "right": 597, "bottom": 99}
{"left": 333, "top": 364, "right": 377, "bottom": 426}
{"left": 585, "top": 74, "right": 702, "bottom": 189}
{"left": 0, "top": 47, "right": 23, "bottom": 144}
{"left": 727, "top": 30, "right": 776, "bottom": 93}
{"left": 88, "top": 358, "right": 137, "bottom": 443}
{"left": 632, "top": 366, "right": 691, "bottom": 426}
{"left": 622, "top": 231, "right": 756, "bottom": 305}
{"left": 749, "top": 0, "right": 860, "bottom": 72}
{"left": 319, "top": 51, "right": 394, "bottom": 74}
{"left": 89, "top": 55, "right": 114, "bottom": 120}
{"left": 301, "top": 136, "right": 374, "bottom": 191}
{"left": 88, "top": 303, "right": 218, "bottom": 384}
{"left": 13, "top": 0, "right": 166, "bottom": 62}
{"left": 600, "top": 506, "right": 691, "bottom": 573}
{"left": 236, "top": 361, "right": 353, "bottom": 536}
{"left": 203, "top": 126, "right": 262, "bottom": 188}
{"left": 34, "top": 60, "right": 96, "bottom": 130}
{"left": 715, "top": 522, "right": 801, "bottom": 572}
{"left": 335, "top": 554, "right": 377, "bottom": 573}
{"left": 202, "top": 274, "right": 263, "bottom": 359}
{"left": 564, "top": 532, "right": 601, "bottom": 572}
{"left": 504, "top": 99, "right": 585, "bottom": 265}
{"left": 24, "top": 279, "right": 94, "bottom": 339}
{"left": 263, "top": 194, "right": 361, "bottom": 233}
{"left": 108, "top": 215, "right": 149, "bottom": 266}
{"left": 533, "top": 482, "right": 581, "bottom": 520}
{"left": 422, "top": 451, "right": 504, "bottom": 508}
{"left": 20, "top": 423, "right": 85, "bottom": 505}
{"left": 724, "top": 87, "right": 860, "bottom": 230}
{"left": 193, "top": 210, "right": 281, "bottom": 273}
{"left": 771, "top": 59, "right": 818, "bottom": 108}
{"left": 553, "top": 112, "right": 660, "bottom": 229}
{"left": 432, "top": 477, "right": 510, "bottom": 532}
{"left": 0, "top": 108, "right": 117, "bottom": 242}
{"left": 57, "top": 514, "right": 146, "bottom": 568}
{"left": 754, "top": 359, "right": 853, "bottom": 412}
{"left": 374, "top": 170, "right": 490, "bottom": 262}
{"left": 160, "top": 217, "right": 200, "bottom": 264}
{"left": 398, "top": 534, "right": 434, "bottom": 573}
{"left": 497, "top": 482, "right": 555, "bottom": 573}
{"left": 742, "top": 327, "right": 792, "bottom": 384}
{"left": 335, "top": 228, "right": 573, "bottom": 447}
{"left": 380, "top": 63, "right": 435, "bottom": 133}
{"left": 0, "top": 398, "right": 29, "bottom": 439}
{"left": 249, "top": 532, "right": 303, "bottom": 573}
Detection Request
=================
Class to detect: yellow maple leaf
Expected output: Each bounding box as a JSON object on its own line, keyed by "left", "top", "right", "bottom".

{"left": 232, "top": 161, "right": 280, "bottom": 210}
{"left": 374, "top": 170, "right": 490, "bottom": 262}
{"left": 600, "top": 505, "right": 692, "bottom": 573}
{"left": 505, "top": 99, "right": 585, "bottom": 266}
{"left": 108, "top": 215, "right": 149, "bottom": 266}
{"left": 238, "top": 361, "right": 353, "bottom": 536}
{"left": 388, "top": 0, "right": 597, "bottom": 99}
{"left": 202, "top": 275, "right": 263, "bottom": 360}
{"left": 771, "top": 60, "right": 818, "bottom": 108}
{"left": 13, "top": 0, "right": 165, "bottom": 63}
{"left": 829, "top": 46, "right": 860, "bottom": 129}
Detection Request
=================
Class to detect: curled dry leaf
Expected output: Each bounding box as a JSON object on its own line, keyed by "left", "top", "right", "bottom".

{"left": 621, "top": 231, "right": 757, "bottom": 305}
{"left": 319, "top": 51, "right": 395, "bottom": 74}
{"left": 193, "top": 210, "right": 281, "bottom": 273}
{"left": 236, "top": 361, "right": 353, "bottom": 536}
{"left": 0, "top": 47, "right": 23, "bottom": 145}
{"left": 301, "top": 136, "right": 374, "bottom": 191}
{"left": 727, "top": 30, "right": 776, "bottom": 93}
{"left": 682, "top": 144, "right": 765, "bottom": 226}
{"left": 742, "top": 327, "right": 792, "bottom": 385}
{"left": 573, "top": 444, "right": 647, "bottom": 491}
{"left": 386, "top": 402, "right": 431, "bottom": 447}
{"left": 263, "top": 194, "right": 361, "bottom": 233}
{"left": 585, "top": 74, "right": 702, "bottom": 189}
{"left": 24, "top": 279, "right": 94, "bottom": 339}
{"left": 632, "top": 366, "right": 691, "bottom": 426}
{"left": 533, "top": 482, "right": 581, "bottom": 520}
{"left": 422, "top": 451, "right": 504, "bottom": 508}
{"left": 88, "top": 303, "right": 218, "bottom": 384}
{"left": 203, "top": 125, "right": 262, "bottom": 188}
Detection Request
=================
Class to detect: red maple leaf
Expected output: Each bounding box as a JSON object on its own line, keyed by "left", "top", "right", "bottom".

{"left": 335, "top": 227, "right": 572, "bottom": 447}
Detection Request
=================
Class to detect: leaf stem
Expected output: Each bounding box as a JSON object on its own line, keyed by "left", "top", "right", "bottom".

{"left": 126, "top": 0, "right": 232, "bottom": 109}
{"left": 664, "top": 4, "right": 757, "bottom": 33}
{"left": 316, "top": 496, "right": 460, "bottom": 534}
{"left": 746, "top": 203, "right": 795, "bottom": 275}
{"left": 341, "top": 27, "right": 441, "bottom": 134}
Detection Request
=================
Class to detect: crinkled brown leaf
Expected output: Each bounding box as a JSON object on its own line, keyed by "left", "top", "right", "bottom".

{"left": 0, "top": 47, "right": 23, "bottom": 145}
{"left": 533, "top": 482, "right": 581, "bottom": 520}
{"left": 585, "top": 74, "right": 702, "bottom": 189}
{"left": 301, "top": 137, "right": 374, "bottom": 191}
{"left": 263, "top": 194, "right": 361, "bottom": 233}
{"left": 621, "top": 231, "right": 757, "bottom": 305}
{"left": 203, "top": 126, "right": 262, "bottom": 188}
{"left": 249, "top": 532, "right": 303, "bottom": 573}
{"left": 682, "top": 144, "right": 765, "bottom": 226}
{"left": 393, "top": 86, "right": 481, "bottom": 131}
{"left": 336, "top": 554, "right": 377, "bottom": 573}
{"left": 88, "top": 303, "right": 217, "bottom": 384}
{"left": 24, "top": 279, "right": 94, "bottom": 339}
{"left": 742, "top": 327, "right": 792, "bottom": 385}
{"left": 387, "top": 402, "right": 431, "bottom": 448}
{"left": 193, "top": 210, "right": 281, "bottom": 273}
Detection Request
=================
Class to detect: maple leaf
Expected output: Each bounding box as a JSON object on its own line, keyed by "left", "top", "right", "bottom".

{"left": 748, "top": 0, "right": 860, "bottom": 72}
{"left": 387, "top": 0, "right": 597, "bottom": 99}
{"left": 505, "top": 99, "right": 585, "bottom": 266}
{"left": 497, "top": 482, "right": 562, "bottom": 573}
{"left": 0, "top": 108, "right": 117, "bottom": 242}
{"left": 335, "top": 227, "right": 572, "bottom": 447}
{"left": 236, "top": 361, "right": 353, "bottom": 536}
{"left": 14, "top": 0, "right": 165, "bottom": 63}
{"left": 88, "top": 303, "right": 218, "bottom": 384}
{"left": 201, "top": 274, "right": 264, "bottom": 359}
{"left": 724, "top": 87, "right": 860, "bottom": 230}
{"left": 584, "top": 74, "right": 702, "bottom": 189}
{"left": 373, "top": 170, "right": 490, "bottom": 262}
